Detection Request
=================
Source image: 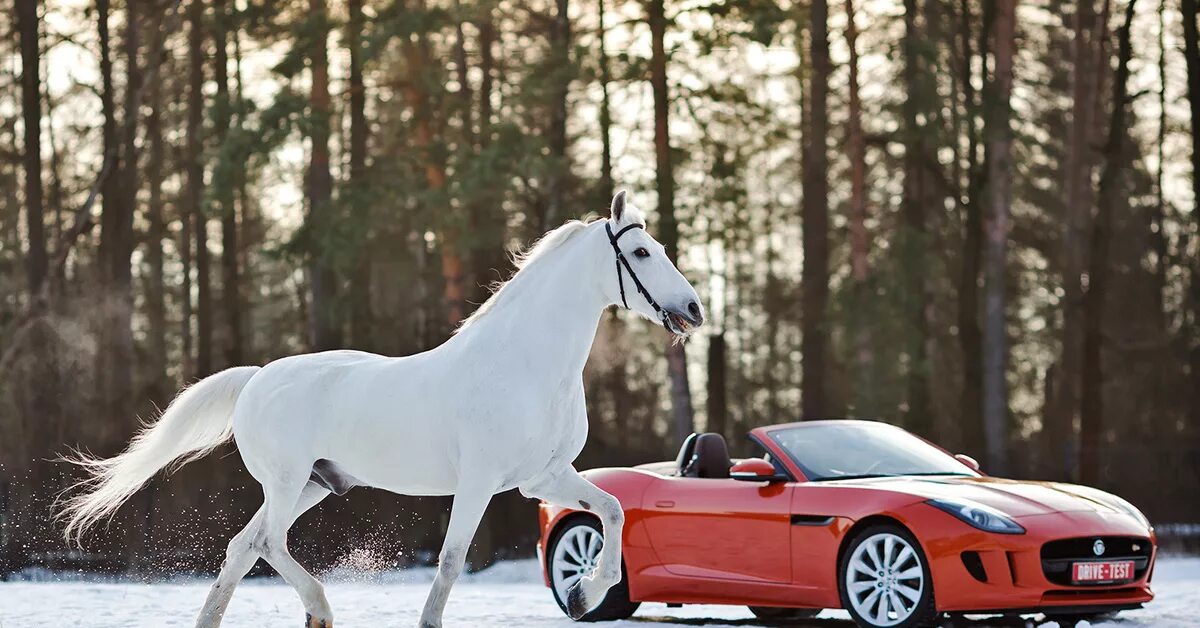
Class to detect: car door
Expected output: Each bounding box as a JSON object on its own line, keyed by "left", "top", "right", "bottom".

{"left": 640, "top": 476, "right": 793, "bottom": 583}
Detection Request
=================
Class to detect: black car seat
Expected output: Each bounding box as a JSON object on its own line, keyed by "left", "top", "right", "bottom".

{"left": 679, "top": 433, "right": 732, "bottom": 479}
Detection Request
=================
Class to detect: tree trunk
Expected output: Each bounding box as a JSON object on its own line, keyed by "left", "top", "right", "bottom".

{"left": 844, "top": 0, "right": 875, "bottom": 415}
{"left": 453, "top": 7, "right": 473, "bottom": 145}
{"left": 95, "top": 0, "right": 138, "bottom": 442}
{"left": 231, "top": 17, "right": 256, "bottom": 361}
{"left": 1081, "top": 0, "right": 1137, "bottom": 484}
{"left": 452, "top": 3, "right": 480, "bottom": 314}
{"left": 115, "top": 2, "right": 147, "bottom": 562}
{"left": 801, "top": 0, "right": 830, "bottom": 420}
{"left": 214, "top": 0, "right": 243, "bottom": 366}
{"left": 1049, "top": 0, "right": 1099, "bottom": 480}
{"left": 467, "top": 5, "right": 507, "bottom": 310}
{"left": 957, "top": 0, "right": 986, "bottom": 459}
{"left": 545, "top": 0, "right": 571, "bottom": 230}
{"left": 707, "top": 332, "right": 728, "bottom": 439}
{"left": 113, "top": 0, "right": 141, "bottom": 411}
{"left": 902, "top": 0, "right": 934, "bottom": 436}
{"left": 307, "top": 0, "right": 342, "bottom": 350}
{"left": 401, "top": 10, "right": 460, "bottom": 333}
{"left": 95, "top": 0, "right": 117, "bottom": 439}
{"left": 845, "top": 0, "right": 867, "bottom": 285}
{"left": 183, "top": 0, "right": 204, "bottom": 379}
{"left": 649, "top": 0, "right": 694, "bottom": 443}
{"left": 598, "top": 0, "right": 614, "bottom": 201}
{"left": 196, "top": 49, "right": 214, "bottom": 378}
{"left": 16, "top": 0, "right": 46, "bottom": 298}
{"left": 479, "top": 6, "right": 495, "bottom": 147}
{"left": 99, "top": 0, "right": 117, "bottom": 260}
{"left": 1152, "top": 0, "right": 1169, "bottom": 319}
{"left": 14, "top": 0, "right": 56, "bottom": 557}
{"left": 45, "top": 80, "right": 66, "bottom": 301}
{"left": 145, "top": 5, "right": 169, "bottom": 404}
{"left": 982, "top": 0, "right": 1016, "bottom": 477}
{"left": 1181, "top": 0, "right": 1200, "bottom": 431}
{"left": 347, "top": 0, "right": 371, "bottom": 348}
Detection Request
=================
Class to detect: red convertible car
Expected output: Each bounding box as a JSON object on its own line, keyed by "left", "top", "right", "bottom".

{"left": 537, "top": 420, "right": 1156, "bottom": 627}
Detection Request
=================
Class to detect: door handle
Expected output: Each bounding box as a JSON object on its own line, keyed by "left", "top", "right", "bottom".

{"left": 655, "top": 500, "right": 676, "bottom": 508}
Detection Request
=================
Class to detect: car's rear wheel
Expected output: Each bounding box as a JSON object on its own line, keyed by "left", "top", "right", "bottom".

{"left": 748, "top": 606, "right": 821, "bottom": 621}
{"left": 838, "top": 524, "right": 937, "bottom": 628}
{"left": 548, "top": 517, "right": 639, "bottom": 622}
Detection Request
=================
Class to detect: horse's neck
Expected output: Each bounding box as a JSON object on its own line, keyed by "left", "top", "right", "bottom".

{"left": 454, "top": 226, "right": 610, "bottom": 378}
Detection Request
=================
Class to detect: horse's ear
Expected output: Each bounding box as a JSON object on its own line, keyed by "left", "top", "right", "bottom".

{"left": 610, "top": 190, "right": 627, "bottom": 222}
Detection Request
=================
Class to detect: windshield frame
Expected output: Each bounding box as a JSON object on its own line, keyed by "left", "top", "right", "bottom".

{"left": 762, "top": 421, "right": 982, "bottom": 482}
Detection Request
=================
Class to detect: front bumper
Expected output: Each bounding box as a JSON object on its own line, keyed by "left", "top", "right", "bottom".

{"left": 911, "top": 505, "right": 1156, "bottom": 614}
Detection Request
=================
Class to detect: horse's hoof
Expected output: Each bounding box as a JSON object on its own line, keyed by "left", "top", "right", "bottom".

{"left": 305, "top": 613, "right": 332, "bottom": 628}
{"left": 566, "top": 583, "right": 590, "bottom": 620}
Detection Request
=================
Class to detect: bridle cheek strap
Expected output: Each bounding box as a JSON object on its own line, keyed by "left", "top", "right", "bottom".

{"left": 606, "top": 222, "right": 671, "bottom": 331}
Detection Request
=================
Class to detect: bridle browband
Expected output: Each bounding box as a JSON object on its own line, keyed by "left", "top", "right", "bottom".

{"left": 606, "top": 222, "right": 672, "bottom": 331}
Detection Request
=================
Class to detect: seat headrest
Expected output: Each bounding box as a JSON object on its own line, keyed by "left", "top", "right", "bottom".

{"left": 683, "top": 433, "right": 731, "bottom": 479}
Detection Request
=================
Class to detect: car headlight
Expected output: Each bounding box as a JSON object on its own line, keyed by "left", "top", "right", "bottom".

{"left": 927, "top": 498, "right": 1025, "bottom": 534}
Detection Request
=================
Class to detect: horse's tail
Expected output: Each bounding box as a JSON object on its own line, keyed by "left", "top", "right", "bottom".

{"left": 58, "top": 365, "right": 261, "bottom": 545}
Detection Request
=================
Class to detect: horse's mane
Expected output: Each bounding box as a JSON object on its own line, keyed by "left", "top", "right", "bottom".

{"left": 456, "top": 215, "right": 601, "bottom": 332}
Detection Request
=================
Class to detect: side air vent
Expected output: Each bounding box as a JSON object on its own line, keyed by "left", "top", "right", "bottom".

{"left": 790, "top": 514, "right": 835, "bottom": 526}
{"left": 961, "top": 551, "right": 988, "bottom": 583}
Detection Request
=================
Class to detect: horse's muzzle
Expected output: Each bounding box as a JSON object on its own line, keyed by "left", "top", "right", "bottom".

{"left": 665, "top": 306, "right": 704, "bottom": 336}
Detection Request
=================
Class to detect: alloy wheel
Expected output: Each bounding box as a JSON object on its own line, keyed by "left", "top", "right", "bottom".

{"left": 844, "top": 532, "right": 925, "bottom": 627}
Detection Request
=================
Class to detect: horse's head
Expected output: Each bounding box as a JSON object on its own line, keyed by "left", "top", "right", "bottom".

{"left": 604, "top": 190, "right": 704, "bottom": 338}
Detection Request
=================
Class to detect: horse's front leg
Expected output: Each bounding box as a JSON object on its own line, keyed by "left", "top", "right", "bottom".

{"left": 418, "top": 482, "right": 492, "bottom": 628}
{"left": 521, "top": 466, "right": 625, "bottom": 619}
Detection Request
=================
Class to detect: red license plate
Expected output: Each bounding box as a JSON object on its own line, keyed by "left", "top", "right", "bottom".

{"left": 1072, "top": 560, "right": 1135, "bottom": 583}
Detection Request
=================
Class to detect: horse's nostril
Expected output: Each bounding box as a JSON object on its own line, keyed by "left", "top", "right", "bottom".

{"left": 687, "top": 301, "right": 703, "bottom": 322}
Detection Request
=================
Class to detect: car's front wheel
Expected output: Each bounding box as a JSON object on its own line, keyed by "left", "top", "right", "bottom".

{"left": 547, "top": 517, "right": 639, "bottom": 622}
{"left": 838, "top": 524, "right": 937, "bottom": 628}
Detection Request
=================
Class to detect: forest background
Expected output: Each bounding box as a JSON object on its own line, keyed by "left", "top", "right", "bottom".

{"left": 1, "top": 0, "right": 1198, "bottom": 575}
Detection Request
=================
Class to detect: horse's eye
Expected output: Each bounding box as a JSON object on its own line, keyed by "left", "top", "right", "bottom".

{"left": 633, "top": 248, "right": 650, "bottom": 259}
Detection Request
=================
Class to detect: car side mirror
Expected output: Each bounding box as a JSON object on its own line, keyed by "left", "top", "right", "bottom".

{"left": 730, "top": 458, "right": 788, "bottom": 483}
{"left": 955, "top": 453, "right": 981, "bottom": 472}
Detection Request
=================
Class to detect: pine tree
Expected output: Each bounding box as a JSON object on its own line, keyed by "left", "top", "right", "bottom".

{"left": 983, "top": 0, "right": 1017, "bottom": 476}
{"left": 800, "top": 0, "right": 830, "bottom": 419}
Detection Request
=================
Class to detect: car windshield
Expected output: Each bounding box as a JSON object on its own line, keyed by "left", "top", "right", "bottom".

{"left": 769, "top": 422, "right": 979, "bottom": 481}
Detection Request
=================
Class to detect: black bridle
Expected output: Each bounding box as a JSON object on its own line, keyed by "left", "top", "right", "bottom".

{"left": 606, "top": 222, "right": 672, "bottom": 331}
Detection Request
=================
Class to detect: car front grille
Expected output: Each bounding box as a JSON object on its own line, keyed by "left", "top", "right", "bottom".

{"left": 1040, "top": 536, "right": 1152, "bottom": 586}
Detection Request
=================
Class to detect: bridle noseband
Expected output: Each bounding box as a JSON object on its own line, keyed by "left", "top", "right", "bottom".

{"left": 606, "top": 222, "right": 672, "bottom": 331}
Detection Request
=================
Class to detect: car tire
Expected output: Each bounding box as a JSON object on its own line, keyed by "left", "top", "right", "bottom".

{"left": 547, "top": 517, "right": 640, "bottom": 622}
{"left": 748, "top": 606, "right": 821, "bottom": 621}
{"left": 838, "top": 524, "right": 937, "bottom": 628}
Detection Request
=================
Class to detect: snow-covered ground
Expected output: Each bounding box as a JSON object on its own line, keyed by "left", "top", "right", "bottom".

{"left": 3, "top": 557, "right": 1198, "bottom": 627}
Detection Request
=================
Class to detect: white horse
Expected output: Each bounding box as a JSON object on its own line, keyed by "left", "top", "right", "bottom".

{"left": 59, "top": 191, "right": 704, "bottom": 628}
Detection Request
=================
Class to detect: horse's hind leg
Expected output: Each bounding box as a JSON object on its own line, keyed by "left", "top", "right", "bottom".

{"left": 194, "top": 505, "right": 264, "bottom": 628}
{"left": 254, "top": 480, "right": 335, "bottom": 628}
{"left": 195, "top": 482, "right": 331, "bottom": 628}
{"left": 418, "top": 483, "right": 493, "bottom": 628}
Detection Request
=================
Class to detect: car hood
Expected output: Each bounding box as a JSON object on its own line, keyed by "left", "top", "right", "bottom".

{"left": 826, "top": 476, "right": 1131, "bottom": 518}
